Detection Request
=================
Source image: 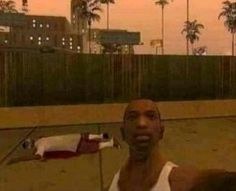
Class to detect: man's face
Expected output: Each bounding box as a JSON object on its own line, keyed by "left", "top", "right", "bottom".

{"left": 122, "top": 99, "right": 163, "bottom": 153}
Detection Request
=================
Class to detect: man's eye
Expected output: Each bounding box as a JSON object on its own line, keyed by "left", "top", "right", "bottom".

{"left": 127, "top": 114, "right": 137, "bottom": 120}
{"left": 147, "top": 113, "right": 156, "bottom": 119}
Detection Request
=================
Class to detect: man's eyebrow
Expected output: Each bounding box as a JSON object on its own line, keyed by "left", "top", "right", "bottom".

{"left": 145, "top": 110, "right": 160, "bottom": 118}
{"left": 144, "top": 110, "right": 158, "bottom": 114}
{"left": 124, "top": 110, "right": 139, "bottom": 118}
{"left": 126, "top": 110, "right": 139, "bottom": 114}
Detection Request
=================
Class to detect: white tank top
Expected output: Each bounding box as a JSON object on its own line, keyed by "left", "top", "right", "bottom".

{"left": 34, "top": 134, "right": 82, "bottom": 157}
{"left": 109, "top": 161, "right": 178, "bottom": 191}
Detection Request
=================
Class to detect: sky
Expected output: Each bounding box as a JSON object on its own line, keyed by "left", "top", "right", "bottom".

{"left": 14, "top": 0, "right": 233, "bottom": 55}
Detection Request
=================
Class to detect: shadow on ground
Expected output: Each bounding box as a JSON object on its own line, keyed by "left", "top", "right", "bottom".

{"left": 0, "top": 117, "right": 236, "bottom": 191}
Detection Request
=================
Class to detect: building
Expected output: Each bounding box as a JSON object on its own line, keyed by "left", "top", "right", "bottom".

{"left": 90, "top": 28, "right": 141, "bottom": 54}
{"left": 0, "top": 12, "right": 83, "bottom": 53}
{"left": 0, "top": 0, "right": 141, "bottom": 54}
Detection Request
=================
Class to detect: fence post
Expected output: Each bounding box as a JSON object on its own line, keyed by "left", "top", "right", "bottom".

{"left": 138, "top": 55, "right": 142, "bottom": 97}
{"left": 4, "top": 52, "right": 9, "bottom": 106}
{"left": 97, "top": 124, "right": 104, "bottom": 191}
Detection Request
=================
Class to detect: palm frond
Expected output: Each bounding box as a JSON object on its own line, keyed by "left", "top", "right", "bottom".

{"left": 100, "top": 0, "right": 115, "bottom": 4}
{"left": 92, "top": 6, "right": 102, "bottom": 12}
{"left": 75, "top": 0, "right": 102, "bottom": 25}
{"left": 181, "top": 28, "right": 187, "bottom": 34}
{"left": 0, "top": 0, "right": 17, "bottom": 13}
{"left": 219, "top": 0, "right": 236, "bottom": 33}
{"left": 222, "top": 0, "right": 231, "bottom": 6}
{"left": 181, "top": 19, "right": 204, "bottom": 45}
{"left": 155, "top": 0, "right": 169, "bottom": 7}
{"left": 90, "top": 13, "right": 101, "bottom": 21}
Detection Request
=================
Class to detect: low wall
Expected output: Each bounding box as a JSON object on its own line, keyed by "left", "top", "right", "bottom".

{"left": 0, "top": 99, "right": 236, "bottom": 129}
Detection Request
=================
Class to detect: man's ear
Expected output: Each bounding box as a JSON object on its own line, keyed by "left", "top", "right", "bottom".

{"left": 120, "top": 126, "right": 126, "bottom": 141}
{"left": 160, "top": 124, "right": 165, "bottom": 139}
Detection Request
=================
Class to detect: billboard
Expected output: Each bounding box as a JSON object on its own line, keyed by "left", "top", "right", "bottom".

{"left": 150, "top": 39, "right": 163, "bottom": 47}
{"left": 99, "top": 31, "right": 140, "bottom": 45}
{"left": 0, "top": 13, "right": 26, "bottom": 27}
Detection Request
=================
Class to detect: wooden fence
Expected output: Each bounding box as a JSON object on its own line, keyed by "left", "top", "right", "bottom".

{"left": 0, "top": 48, "right": 236, "bottom": 106}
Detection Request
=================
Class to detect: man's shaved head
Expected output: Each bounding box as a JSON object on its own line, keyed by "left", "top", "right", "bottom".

{"left": 121, "top": 99, "right": 164, "bottom": 161}
{"left": 123, "top": 99, "right": 161, "bottom": 121}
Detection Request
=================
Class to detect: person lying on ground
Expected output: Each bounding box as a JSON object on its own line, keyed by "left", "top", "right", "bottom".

{"left": 7, "top": 132, "right": 121, "bottom": 165}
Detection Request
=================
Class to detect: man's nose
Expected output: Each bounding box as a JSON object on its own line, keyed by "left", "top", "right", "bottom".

{"left": 137, "top": 116, "right": 148, "bottom": 129}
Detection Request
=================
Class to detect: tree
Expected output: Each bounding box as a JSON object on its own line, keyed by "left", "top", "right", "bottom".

{"left": 0, "top": 0, "right": 17, "bottom": 13}
{"left": 22, "top": 0, "right": 28, "bottom": 13}
{"left": 75, "top": 0, "right": 102, "bottom": 54}
{"left": 155, "top": 0, "right": 173, "bottom": 55}
{"left": 186, "top": 0, "right": 189, "bottom": 55}
{"left": 181, "top": 20, "right": 204, "bottom": 54}
{"left": 100, "top": 0, "right": 115, "bottom": 30}
{"left": 218, "top": 0, "right": 236, "bottom": 56}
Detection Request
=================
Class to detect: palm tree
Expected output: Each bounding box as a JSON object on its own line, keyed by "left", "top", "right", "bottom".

{"left": 22, "top": 0, "right": 28, "bottom": 13}
{"left": 155, "top": 0, "right": 173, "bottom": 55}
{"left": 218, "top": 0, "right": 236, "bottom": 56}
{"left": 186, "top": 0, "right": 189, "bottom": 55}
{"left": 0, "top": 0, "right": 17, "bottom": 13}
{"left": 100, "top": 0, "right": 115, "bottom": 30}
{"left": 181, "top": 20, "right": 204, "bottom": 54}
{"left": 75, "top": 0, "right": 102, "bottom": 54}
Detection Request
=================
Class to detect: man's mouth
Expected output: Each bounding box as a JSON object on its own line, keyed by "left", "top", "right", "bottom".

{"left": 135, "top": 135, "right": 151, "bottom": 141}
{"left": 133, "top": 133, "right": 152, "bottom": 143}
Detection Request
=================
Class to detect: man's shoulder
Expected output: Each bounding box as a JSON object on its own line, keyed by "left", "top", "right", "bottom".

{"left": 170, "top": 164, "right": 199, "bottom": 178}
{"left": 169, "top": 165, "right": 231, "bottom": 191}
{"left": 169, "top": 165, "right": 199, "bottom": 191}
{"left": 191, "top": 170, "right": 236, "bottom": 191}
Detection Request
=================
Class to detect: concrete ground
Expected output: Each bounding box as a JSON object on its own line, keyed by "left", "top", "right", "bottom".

{"left": 0, "top": 117, "right": 236, "bottom": 191}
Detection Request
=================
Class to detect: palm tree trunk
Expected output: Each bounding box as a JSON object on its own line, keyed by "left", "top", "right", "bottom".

{"left": 230, "top": 33, "right": 235, "bottom": 97}
{"left": 107, "top": 2, "right": 109, "bottom": 30}
{"left": 186, "top": 0, "right": 190, "bottom": 98}
{"left": 187, "top": 0, "right": 189, "bottom": 56}
{"left": 161, "top": 6, "right": 164, "bottom": 55}
{"left": 191, "top": 43, "right": 194, "bottom": 55}
{"left": 232, "top": 33, "right": 235, "bottom": 56}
